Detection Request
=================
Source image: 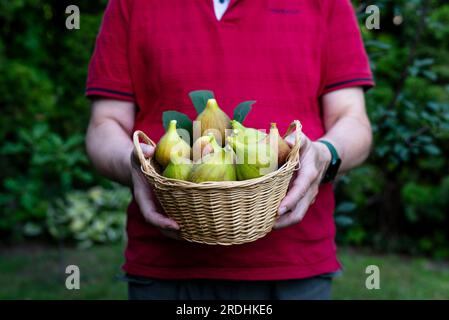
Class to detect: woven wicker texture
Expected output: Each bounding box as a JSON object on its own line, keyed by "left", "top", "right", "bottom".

{"left": 133, "top": 120, "right": 302, "bottom": 245}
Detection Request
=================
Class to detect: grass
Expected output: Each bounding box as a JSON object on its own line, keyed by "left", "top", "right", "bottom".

{"left": 1, "top": 244, "right": 448, "bottom": 300}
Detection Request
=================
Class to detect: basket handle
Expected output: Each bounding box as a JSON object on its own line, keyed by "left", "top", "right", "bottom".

{"left": 132, "top": 130, "right": 156, "bottom": 173}
{"left": 284, "top": 120, "right": 302, "bottom": 157}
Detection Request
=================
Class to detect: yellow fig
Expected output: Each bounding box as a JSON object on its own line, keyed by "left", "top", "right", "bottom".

{"left": 189, "top": 136, "right": 236, "bottom": 183}
{"left": 195, "top": 99, "right": 231, "bottom": 146}
{"left": 192, "top": 133, "right": 215, "bottom": 162}
{"left": 162, "top": 154, "right": 192, "bottom": 181}
{"left": 227, "top": 135, "right": 277, "bottom": 180}
{"left": 267, "top": 123, "right": 291, "bottom": 166}
{"left": 155, "top": 120, "right": 191, "bottom": 167}
{"left": 230, "top": 120, "right": 267, "bottom": 144}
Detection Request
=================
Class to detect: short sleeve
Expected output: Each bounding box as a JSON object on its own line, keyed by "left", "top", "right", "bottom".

{"left": 320, "top": 0, "right": 375, "bottom": 96}
{"left": 85, "top": 0, "right": 135, "bottom": 102}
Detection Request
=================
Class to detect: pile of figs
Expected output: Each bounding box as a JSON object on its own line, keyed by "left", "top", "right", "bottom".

{"left": 154, "top": 99, "right": 291, "bottom": 182}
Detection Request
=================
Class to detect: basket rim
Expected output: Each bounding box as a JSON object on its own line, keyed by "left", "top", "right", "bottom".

{"left": 134, "top": 120, "right": 302, "bottom": 190}
{"left": 140, "top": 157, "right": 299, "bottom": 189}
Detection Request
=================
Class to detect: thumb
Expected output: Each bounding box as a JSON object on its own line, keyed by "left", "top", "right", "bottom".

{"left": 285, "top": 132, "right": 311, "bottom": 153}
{"left": 140, "top": 143, "right": 155, "bottom": 158}
{"left": 285, "top": 134, "right": 296, "bottom": 147}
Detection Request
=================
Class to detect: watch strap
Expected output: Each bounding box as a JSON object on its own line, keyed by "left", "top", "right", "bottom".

{"left": 317, "top": 140, "right": 341, "bottom": 183}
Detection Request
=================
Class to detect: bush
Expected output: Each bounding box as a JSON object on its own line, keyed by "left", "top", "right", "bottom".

{"left": 335, "top": 0, "right": 449, "bottom": 258}
{"left": 0, "top": 0, "right": 108, "bottom": 242}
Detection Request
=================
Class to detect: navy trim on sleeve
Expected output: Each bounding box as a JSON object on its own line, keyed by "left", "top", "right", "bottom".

{"left": 324, "top": 78, "right": 373, "bottom": 90}
{"left": 86, "top": 87, "right": 135, "bottom": 97}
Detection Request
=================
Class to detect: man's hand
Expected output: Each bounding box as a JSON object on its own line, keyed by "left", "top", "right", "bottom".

{"left": 130, "top": 143, "right": 181, "bottom": 239}
{"left": 273, "top": 87, "right": 372, "bottom": 229}
{"left": 274, "top": 134, "right": 331, "bottom": 229}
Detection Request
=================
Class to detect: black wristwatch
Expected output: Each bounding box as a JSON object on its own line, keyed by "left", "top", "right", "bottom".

{"left": 317, "top": 140, "right": 341, "bottom": 183}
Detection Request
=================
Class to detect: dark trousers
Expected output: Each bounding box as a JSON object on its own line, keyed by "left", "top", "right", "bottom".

{"left": 125, "top": 275, "right": 332, "bottom": 300}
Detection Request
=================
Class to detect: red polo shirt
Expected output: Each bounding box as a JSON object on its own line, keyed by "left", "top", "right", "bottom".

{"left": 86, "top": 0, "right": 373, "bottom": 280}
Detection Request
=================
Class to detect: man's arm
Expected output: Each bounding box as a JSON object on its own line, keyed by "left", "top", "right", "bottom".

{"left": 275, "top": 87, "right": 372, "bottom": 229}
{"left": 85, "top": 99, "right": 179, "bottom": 231}
{"left": 320, "top": 87, "right": 372, "bottom": 173}
{"left": 86, "top": 99, "right": 136, "bottom": 186}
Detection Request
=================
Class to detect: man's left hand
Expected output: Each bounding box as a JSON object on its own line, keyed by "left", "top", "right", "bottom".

{"left": 274, "top": 133, "right": 332, "bottom": 229}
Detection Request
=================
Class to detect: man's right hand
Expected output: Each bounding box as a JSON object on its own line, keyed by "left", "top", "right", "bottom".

{"left": 130, "top": 143, "right": 181, "bottom": 235}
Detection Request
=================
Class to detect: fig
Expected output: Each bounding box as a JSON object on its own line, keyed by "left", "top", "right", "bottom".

{"left": 227, "top": 135, "right": 277, "bottom": 180}
{"left": 192, "top": 133, "right": 215, "bottom": 162}
{"left": 162, "top": 155, "right": 192, "bottom": 181}
{"left": 230, "top": 120, "right": 267, "bottom": 144}
{"left": 195, "top": 99, "right": 231, "bottom": 146}
{"left": 189, "top": 136, "right": 236, "bottom": 183}
{"left": 155, "top": 120, "right": 191, "bottom": 167}
{"left": 267, "top": 123, "right": 291, "bottom": 166}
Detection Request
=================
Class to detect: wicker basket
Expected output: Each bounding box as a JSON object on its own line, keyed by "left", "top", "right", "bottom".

{"left": 133, "top": 120, "right": 302, "bottom": 245}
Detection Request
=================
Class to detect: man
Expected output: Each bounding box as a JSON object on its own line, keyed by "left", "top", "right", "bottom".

{"left": 86, "top": 0, "right": 374, "bottom": 300}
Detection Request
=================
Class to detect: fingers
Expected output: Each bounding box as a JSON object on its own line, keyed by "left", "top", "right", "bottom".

{"left": 284, "top": 134, "right": 296, "bottom": 147}
{"left": 131, "top": 143, "right": 155, "bottom": 170}
{"left": 274, "top": 186, "right": 318, "bottom": 229}
{"left": 132, "top": 143, "right": 154, "bottom": 163}
{"left": 131, "top": 142, "right": 180, "bottom": 232}
{"left": 134, "top": 187, "right": 180, "bottom": 230}
{"left": 278, "top": 168, "right": 319, "bottom": 215}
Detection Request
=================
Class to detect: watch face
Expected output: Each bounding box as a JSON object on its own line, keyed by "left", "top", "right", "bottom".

{"left": 335, "top": 158, "right": 342, "bottom": 168}
{"left": 327, "top": 158, "right": 341, "bottom": 182}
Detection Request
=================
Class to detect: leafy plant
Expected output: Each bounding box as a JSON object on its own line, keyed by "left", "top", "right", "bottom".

{"left": 47, "top": 184, "right": 130, "bottom": 248}
{"left": 335, "top": 0, "right": 449, "bottom": 258}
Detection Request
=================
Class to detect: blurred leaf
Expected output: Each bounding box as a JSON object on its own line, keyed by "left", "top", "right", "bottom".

{"left": 23, "top": 222, "right": 43, "bottom": 237}
{"left": 335, "top": 215, "right": 354, "bottom": 227}
{"left": 336, "top": 202, "right": 357, "bottom": 213}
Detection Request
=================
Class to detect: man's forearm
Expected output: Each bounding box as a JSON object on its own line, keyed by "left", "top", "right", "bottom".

{"left": 86, "top": 120, "right": 133, "bottom": 186}
{"left": 319, "top": 114, "right": 372, "bottom": 174}
{"left": 86, "top": 100, "right": 136, "bottom": 187}
{"left": 319, "top": 88, "right": 373, "bottom": 174}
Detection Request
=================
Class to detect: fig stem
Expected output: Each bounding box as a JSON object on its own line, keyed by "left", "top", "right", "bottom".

{"left": 168, "top": 120, "right": 178, "bottom": 131}
{"left": 206, "top": 99, "right": 219, "bottom": 110}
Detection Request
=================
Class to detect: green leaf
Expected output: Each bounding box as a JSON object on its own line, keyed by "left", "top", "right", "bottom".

{"left": 335, "top": 215, "right": 354, "bottom": 227}
{"left": 422, "top": 70, "right": 437, "bottom": 81}
{"left": 162, "top": 111, "right": 193, "bottom": 144}
{"left": 233, "top": 100, "right": 256, "bottom": 123}
{"left": 23, "top": 222, "right": 43, "bottom": 237}
{"left": 336, "top": 201, "right": 357, "bottom": 213}
{"left": 188, "top": 90, "right": 215, "bottom": 115}
{"left": 423, "top": 144, "right": 441, "bottom": 156}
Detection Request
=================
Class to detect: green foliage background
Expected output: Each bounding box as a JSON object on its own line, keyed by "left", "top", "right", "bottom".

{"left": 0, "top": 1, "right": 448, "bottom": 255}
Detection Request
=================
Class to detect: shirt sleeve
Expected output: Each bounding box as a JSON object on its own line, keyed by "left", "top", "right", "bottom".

{"left": 85, "top": 0, "right": 135, "bottom": 102}
{"left": 320, "top": 0, "right": 375, "bottom": 96}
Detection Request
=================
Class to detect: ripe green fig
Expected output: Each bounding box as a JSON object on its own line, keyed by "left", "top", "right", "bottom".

{"left": 162, "top": 155, "right": 192, "bottom": 181}
{"left": 227, "top": 135, "right": 277, "bottom": 180}
{"left": 230, "top": 120, "right": 267, "bottom": 144}
{"left": 155, "top": 120, "right": 191, "bottom": 167}
{"left": 189, "top": 136, "right": 236, "bottom": 183}
{"left": 195, "top": 99, "right": 231, "bottom": 146}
